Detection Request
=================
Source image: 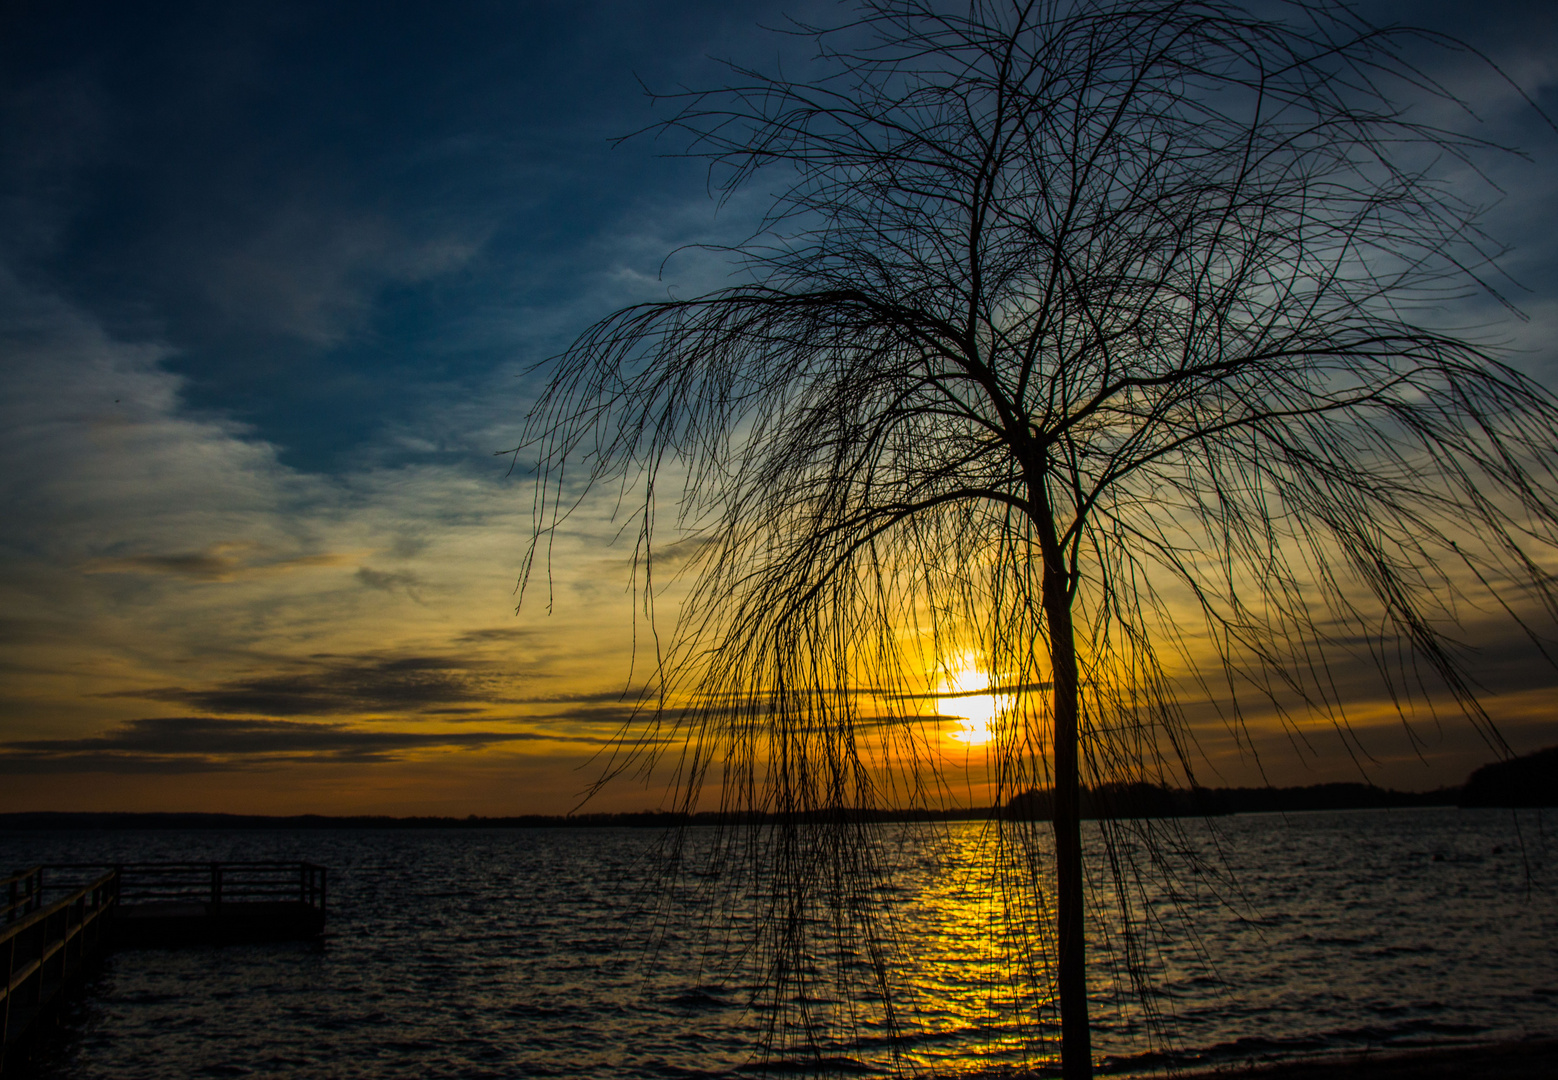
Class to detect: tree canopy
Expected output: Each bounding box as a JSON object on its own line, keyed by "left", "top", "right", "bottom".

{"left": 519, "top": 2, "right": 1558, "bottom": 1075}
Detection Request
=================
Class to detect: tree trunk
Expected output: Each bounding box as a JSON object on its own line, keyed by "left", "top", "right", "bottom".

{"left": 1043, "top": 558, "right": 1092, "bottom": 1080}
{"left": 1024, "top": 458, "right": 1092, "bottom": 1079}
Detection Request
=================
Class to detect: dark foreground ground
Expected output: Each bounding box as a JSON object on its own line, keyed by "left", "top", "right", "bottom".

{"left": 960, "top": 1040, "right": 1558, "bottom": 1080}
{"left": 1164, "top": 1038, "right": 1558, "bottom": 1079}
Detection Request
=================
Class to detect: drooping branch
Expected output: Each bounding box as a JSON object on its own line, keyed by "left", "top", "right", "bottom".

{"left": 519, "top": 2, "right": 1558, "bottom": 1075}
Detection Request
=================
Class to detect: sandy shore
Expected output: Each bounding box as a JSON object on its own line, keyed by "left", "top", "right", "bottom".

{"left": 1163, "top": 1038, "right": 1558, "bottom": 1079}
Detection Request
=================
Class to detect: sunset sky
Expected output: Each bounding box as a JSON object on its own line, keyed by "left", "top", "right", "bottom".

{"left": 3, "top": 0, "right": 1557, "bottom": 815}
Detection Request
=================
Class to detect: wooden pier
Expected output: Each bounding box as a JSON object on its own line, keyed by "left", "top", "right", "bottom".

{"left": 1, "top": 861, "right": 326, "bottom": 1073}
{"left": 1, "top": 866, "right": 117, "bottom": 1075}
{"left": 106, "top": 861, "right": 327, "bottom": 947}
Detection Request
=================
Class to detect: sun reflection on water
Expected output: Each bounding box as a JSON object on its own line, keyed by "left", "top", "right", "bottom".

{"left": 882, "top": 823, "right": 1061, "bottom": 1074}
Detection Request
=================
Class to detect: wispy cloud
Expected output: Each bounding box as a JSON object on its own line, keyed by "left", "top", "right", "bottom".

{"left": 84, "top": 542, "right": 356, "bottom": 582}
{"left": 0, "top": 715, "right": 611, "bottom": 773}
{"left": 353, "top": 566, "right": 421, "bottom": 592}
{"left": 201, "top": 205, "right": 484, "bottom": 346}
{"left": 456, "top": 627, "right": 537, "bottom": 644}
{"left": 100, "top": 653, "right": 506, "bottom": 717}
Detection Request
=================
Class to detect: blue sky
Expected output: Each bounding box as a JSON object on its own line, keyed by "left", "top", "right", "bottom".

{"left": 2, "top": 0, "right": 1557, "bottom": 814}
{"left": 2, "top": 0, "right": 785, "bottom": 469}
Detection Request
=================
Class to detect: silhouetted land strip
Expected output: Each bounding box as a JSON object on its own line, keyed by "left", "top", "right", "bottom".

{"left": 0, "top": 783, "right": 1503, "bottom": 832}
{"left": 1003, "top": 781, "right": 1460, "bottom": 820}
{"left": 3, "top": 746, "right": 1549, "bottom": 830}
{"left": 1459, "top": 745, "right": 1558, "bottom": 808}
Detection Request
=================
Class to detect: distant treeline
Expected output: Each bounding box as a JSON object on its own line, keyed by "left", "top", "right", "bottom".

{"left": 1004, "top": 781, "right": 1458, "bottom": 820}
{"left": 1459, "top": 745, "right": 1558, "bottom": 808}
{"left": 0, "top": 810, "right": 709, "bottom": 831}
{"left": 0, "top": 808, "right": 998, "bottom": 831}
{"left": 2, "top": 746, "right": 1549, "bottom": 830}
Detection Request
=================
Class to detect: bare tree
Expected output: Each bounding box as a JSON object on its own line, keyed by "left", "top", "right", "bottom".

{"left": 519, "top": 2, "right": 1558, "bottom": 1076}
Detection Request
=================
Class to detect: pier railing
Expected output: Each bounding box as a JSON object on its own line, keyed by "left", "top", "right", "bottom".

{"left": 43, "top": 861, "right": 326, "bottom": 913}
{"left": 3, "top": 868, "right": 42, "bottom": 927}
{"left": 1, "top": 866, "right": 119, "bottom": 1072}
{"left": 2, "top": 861, "right": 327, "bottom": 1072}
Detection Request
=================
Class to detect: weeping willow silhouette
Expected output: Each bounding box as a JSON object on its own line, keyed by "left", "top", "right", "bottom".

{"left": 517, "top": 2, "right": 1558, "bottom": 1076}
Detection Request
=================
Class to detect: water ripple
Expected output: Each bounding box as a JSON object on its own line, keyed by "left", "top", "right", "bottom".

{"left": 2, "top": 808, "right": 1551, "bottom": 1078}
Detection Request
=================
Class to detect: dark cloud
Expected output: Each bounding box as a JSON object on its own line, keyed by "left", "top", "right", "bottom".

{"left": 527, "top": 705, "right": 641, "bottom": 728}
{"left": 456, "top": 627, "right": 536, "bottom": 644}
{"left": 888, "top": 682, "right": 1052, "bottom": 702}
{"left": 83, "top": 542, "right": 353, "bottom": 582}
{"left": 388, "top": 536, "right": 428, "bottom": 559}
{"left": 86, "top": 551, "right": 237, "bottom": 581}
{"left": 643, "top": 534, "right": 719, "bottom": 571}
{"left": 101, "top": 653, "right": 505, "bottom": 716}
{"left": 0, "top": 715, "right": 610, "bottom": 773}
{"left": 518, "top": 697, "right": 929, "bottom": 735}
{"left": 354, "top": 566, "right": 422, "bottom": 595}
{"left": 516, "top": 688, "right": 648, "bottom": 705}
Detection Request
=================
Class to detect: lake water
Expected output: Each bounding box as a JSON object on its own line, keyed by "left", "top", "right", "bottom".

{"left": 3, "top": 808, "right": 1554, "bottom": 1078}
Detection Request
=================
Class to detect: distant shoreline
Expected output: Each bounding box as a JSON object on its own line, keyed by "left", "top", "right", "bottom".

{"left": 3, "top": 748, "right": 1551, "bottom": 829}
{"left": 3, "top": 748, "right": 1548, "bottom": 830}
{"left": 0, "top": 785, "right": 1529, "bottom": 831}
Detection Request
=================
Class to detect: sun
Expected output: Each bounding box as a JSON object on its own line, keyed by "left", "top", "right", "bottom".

{"left": 938, "top": 663, "right": 1003, "bottom": 746}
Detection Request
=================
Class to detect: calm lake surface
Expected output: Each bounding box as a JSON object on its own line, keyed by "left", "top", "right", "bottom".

{"left": 4, "top": 808, "right": 1554, "bottom": 1078}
